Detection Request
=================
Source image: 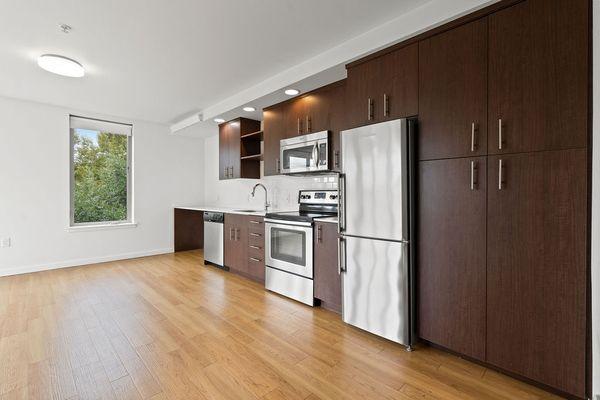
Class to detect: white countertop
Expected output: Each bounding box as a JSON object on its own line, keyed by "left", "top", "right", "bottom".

{"left": 174, "top": 205, "right": 292, "bottom": 216}
{"left": 314, "top": 216, "right": 339, "bottom": 224}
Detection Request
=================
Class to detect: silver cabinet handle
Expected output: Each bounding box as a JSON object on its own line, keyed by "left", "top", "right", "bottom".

{"left": 317, "top": 225, "right": 322, "bottom": 243}
{"left": 338, "top": 174, "right": 346, "bottom": 232}
{"left": 235, "top": 228, "right": 240, "bottom": 241}
{"left": 249, "top": 245, "right": 261, "bottom": 250}
{"left": 334, "top": 150, "right": 340, "bottom": 168}
{"left": 383, "top": 93, "right": 389, "bottom": 117}
{"left": 337, "top": 236, "right": 346, "bottom": 275}
{"left": 297, "top": 117, "right": 301, "bottom": 134}
{"left": 367, "top": 98, "right": 374, "bottom": 121}
{"left": 249, "top": 220, "right": 261, "bottom": 224}
{"left": 306, "top": 116, "right": 311, "bottom": 133}
{"left": 229, "top": 228, "right": 234, "bottom": 241}
{"left": 276, "top": 158, "right": 280, "bottom": 173}
{"left": 471, "top": 122, "right": 477, "bottom": 152}
{"left": 470, "top": 160, "right": 479, "bottom": 190}
{"left": 498, "top": 118, "right": 503, "bottom": 150}
{"left": 249, "top": 257, "right": 261, "bottom": 262}
{"left": 498, "top": 159, "right": 504, "bottom": 190}
{"left": 249, "top": 232, "right": 262, "bottom": 237}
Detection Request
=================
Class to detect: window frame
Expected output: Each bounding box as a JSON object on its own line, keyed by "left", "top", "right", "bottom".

{"left": 69, "top": 115, "right": 134, "bottom": 228}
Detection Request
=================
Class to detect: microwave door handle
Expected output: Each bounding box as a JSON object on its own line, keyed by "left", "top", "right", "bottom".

{"left": 314, "top": 143, "right": 320, "bottom": 167}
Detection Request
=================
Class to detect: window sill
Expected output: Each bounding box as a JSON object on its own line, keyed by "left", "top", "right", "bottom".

{"left": 66, "top": 222, "right": 138, "bottom": 232}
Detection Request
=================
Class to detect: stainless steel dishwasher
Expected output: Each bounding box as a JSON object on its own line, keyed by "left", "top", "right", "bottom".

{"left": 203, "top": 212, "right": 224, "bottom": 267}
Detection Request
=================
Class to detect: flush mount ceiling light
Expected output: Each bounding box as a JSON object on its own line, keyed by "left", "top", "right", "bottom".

{"left": 243, "top": 106, "right": 256, "bottom": 112}
{"left": 37, "top": 54, "right": 85, "bottom": 77}
{"left": 214, "top": 118, "right": 225, "bottom": 123}
{"left": 284, "top": 88, "right": 300, "bottom": 96}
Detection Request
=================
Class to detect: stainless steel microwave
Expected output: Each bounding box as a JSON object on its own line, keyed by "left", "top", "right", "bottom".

{"left": 279, "top": 131, "right": 329, "bottom": 174}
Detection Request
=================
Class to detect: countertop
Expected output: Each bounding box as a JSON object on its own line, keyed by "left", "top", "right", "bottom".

{"left": 314, "top": 216, "right": 339, "bottom": 224}
{"left": 174, "top": 205, "right": 289, "bottom": 216}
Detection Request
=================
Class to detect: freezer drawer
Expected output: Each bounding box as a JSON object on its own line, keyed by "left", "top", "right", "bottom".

{"left": 341, "top": 235, "right": 409, "bottom": 345}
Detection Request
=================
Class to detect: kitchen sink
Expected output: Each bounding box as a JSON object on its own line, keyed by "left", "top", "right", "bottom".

{"left": 234, "top": 209, "right": 262, "bottom": 213}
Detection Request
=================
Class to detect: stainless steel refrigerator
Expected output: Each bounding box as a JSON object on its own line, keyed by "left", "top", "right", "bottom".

{"left": 338, "top": 118, "right": 415, "bottom": 348}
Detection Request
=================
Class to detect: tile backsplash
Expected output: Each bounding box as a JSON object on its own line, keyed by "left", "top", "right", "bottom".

{"left": 203, "top": 135, "right": 337, "bottom": 211}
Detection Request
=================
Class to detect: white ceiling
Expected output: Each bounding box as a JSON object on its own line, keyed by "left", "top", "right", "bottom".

{"left": 0, "top": 0, "right": 431, "bottom": 126}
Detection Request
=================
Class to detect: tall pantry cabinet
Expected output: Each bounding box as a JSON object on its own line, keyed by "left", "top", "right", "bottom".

{"left": 415, "top": 0, "right": 589, "bottom": 398}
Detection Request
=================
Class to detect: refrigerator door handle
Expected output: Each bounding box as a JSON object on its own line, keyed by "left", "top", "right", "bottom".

{"left": 338, "top": 173, "right": 346, "bottom": 233}
{"left": 337, "top": 236, "right": 346, "bottom": 275}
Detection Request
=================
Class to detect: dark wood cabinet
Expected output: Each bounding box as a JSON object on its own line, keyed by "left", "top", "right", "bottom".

{"left": 488, "top": 0, "right": 588, "bottom": 154}
{"left": 417, "top": 157, "right": 487, "bottom": 360}
{"left": 219, "top": 118, "right": 261, "bottom": 180}
{"left": 224, "top": 214, "right": 265, "bottom": 283}
{"left": 224, "top": 214, "right": 248, "bottom": 274}
{"left": 419, "top": 18, "right": 488, "bottom": 160}
{"left": 263, "top": 80, "right": 346, "bottom": 175}
{"left": 174, "top": 209, "right": 204, "bottom": 252}
{"left": 313, "top": 222, "right": 341, "bottom": 313}
{"left": 263, "top": 103, "right": 287, "bottom": 176}
{"left": 345, "top": 43, "right": 418, "bottom": 129}
{"left": 486, "top": 149, "right": 587, "bottom": 398}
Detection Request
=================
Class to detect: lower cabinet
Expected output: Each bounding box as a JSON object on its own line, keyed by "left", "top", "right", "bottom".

{"left": 417, "top": 149, "right": 587, "bottom": 398}
{"left": 417, "top": 157, "right": 487, "bottom": 360}
{"left": 224, "top": 214, "right": 265, "bottom": 283}
{"left": 486, "top": 150, "right": 587, "bottom": 397}
{"left": 314, "top": 222, "right": 341, "bottom": 313}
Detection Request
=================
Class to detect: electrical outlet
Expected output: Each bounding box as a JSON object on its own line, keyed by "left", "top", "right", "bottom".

{"left": 0, "top": 237, "right": 10, "bottom": 248}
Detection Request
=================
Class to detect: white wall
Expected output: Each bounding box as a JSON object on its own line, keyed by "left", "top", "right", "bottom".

{"left": 202, "top": 134, "right": 337, "bottom": 211}
{"left": 593, "top": 1, "right": 600, "bottom": 397}
{"left": 0, "top": 96, "right": 205, "bottom": 276}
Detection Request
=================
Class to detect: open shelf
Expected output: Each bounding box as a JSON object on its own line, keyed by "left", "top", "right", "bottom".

{"left": 241, "top": 153, "right": 263, "bottom": 160}
{"left": 241, "top": 130, "right": 263, "bottom": 140}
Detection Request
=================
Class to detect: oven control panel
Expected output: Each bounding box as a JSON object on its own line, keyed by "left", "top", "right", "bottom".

{"left": 298, "top": 190, "right": 338, "bottom": 205}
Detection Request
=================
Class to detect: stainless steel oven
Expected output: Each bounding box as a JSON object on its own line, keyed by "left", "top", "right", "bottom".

{"left": 280, "top": 131, "right": 329, "bottom": 174}
{"left": 265, "top": 219, "right": 313, "bottom": 278}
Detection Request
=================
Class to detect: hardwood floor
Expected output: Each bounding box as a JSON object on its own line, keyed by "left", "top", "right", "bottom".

{"left": 0, "top": 250, "right": 564, "bottom": 400}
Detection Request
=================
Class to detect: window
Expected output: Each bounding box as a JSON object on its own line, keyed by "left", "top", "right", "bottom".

{"left": 70, "top": 116, "right": 132, "bottom": 226}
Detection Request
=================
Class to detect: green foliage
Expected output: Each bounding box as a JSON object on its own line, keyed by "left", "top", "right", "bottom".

{"left": 73, "top": 131, "right": 128, "bottom": 223}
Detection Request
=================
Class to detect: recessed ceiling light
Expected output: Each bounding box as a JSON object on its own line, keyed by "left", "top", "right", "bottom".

{"left": 37, "top": 54, "right": 84, "bottom": 77}
{"left": 242, "top": 106, "right": 256, "bottom": 112}
{"left": 284, "top": 89, "right": 300, "bottom": 96}
{"left": 214, "top": 118, "right": 225, "bottom": 123}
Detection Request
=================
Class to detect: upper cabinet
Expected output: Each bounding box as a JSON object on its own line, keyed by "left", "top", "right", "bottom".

{"left": 488, "top": 0, "right": 588, "bottom": 154}
{"left": 345, "top": 43, "right": 418, "bottom": 129}
{"left": 219, "top": 118, "right": 261, "bottom": 180}
{"left": 419, "top": 18, "right": 488, "bottom": 160}
{"left": 263, "top": 80, "right": 346, "bottom": 176}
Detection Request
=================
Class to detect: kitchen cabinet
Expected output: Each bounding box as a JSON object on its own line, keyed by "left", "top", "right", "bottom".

{"left": 263, "top": 103, "right": 287, "bottom": 176}
{"left": 224, "top": 213, "right": 265, "bottom": 282}
{"left": 417, "top": 157, "right": 486, "bottom": 361}
{"left": 263, "top": 80, "right": 346, "bottom": 175}
{"left": 224, "top": 213, "right": 248, "bottom": 275}
{"left": 313, "top": 222, "right": 341, "bottom": 313}
{"left": 486, "top": 149, "right": 587, "bottom": 398}
{"left": 488, "top": 0, "right": 588, "bottom": 154}
{"left": 345, "top": 43, "right": 418, "bottom": 129}
{"left": 419, "top": 18, "right": 488, "bottom": 160}
{"left": 174, "top": 208, "right": 203, "bottom": 252}
{"left": 219, "top": 118, "right": 261, "bottom": 180}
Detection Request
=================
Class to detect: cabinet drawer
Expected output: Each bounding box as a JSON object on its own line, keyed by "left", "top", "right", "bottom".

{"left": 248, "top": 244, "right": 264, "bottom": 258}
{"left": 248, "top": 230, "right": 264, "bottom": 243}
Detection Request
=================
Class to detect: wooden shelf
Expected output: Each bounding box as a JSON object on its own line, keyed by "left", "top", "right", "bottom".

{"left": 241, "top": 130, "right": 263, "bottom": 140}
{"left": 241, "top": 153, "right": 263, "bottom": 160}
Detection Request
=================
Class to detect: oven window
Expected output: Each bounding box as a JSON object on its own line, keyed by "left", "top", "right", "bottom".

{"left": 270, "top": 228, "right": 306, "bottom": 266}
{"left": 282, "top": 145, "right": 314, "bottom": 170}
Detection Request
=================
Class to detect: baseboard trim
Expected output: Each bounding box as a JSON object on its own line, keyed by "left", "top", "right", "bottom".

{"left": 0, "top": 247, "right": 174, "bottom": 277}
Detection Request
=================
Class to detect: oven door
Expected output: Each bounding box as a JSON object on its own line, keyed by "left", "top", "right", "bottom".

{"left": 265, "top": 220, "right": 313, "bottom": 278}
{"left": 280, "top": 131, "right": 329, "bottom": 174}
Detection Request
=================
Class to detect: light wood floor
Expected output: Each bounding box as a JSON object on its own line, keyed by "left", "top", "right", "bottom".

{"left": 0, "top": 250, "right": 564, "bottom": 400}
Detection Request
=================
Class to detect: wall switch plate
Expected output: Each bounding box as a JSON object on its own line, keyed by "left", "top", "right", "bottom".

{"left": 0, "top": 237, "right": 11, "bottom": 248}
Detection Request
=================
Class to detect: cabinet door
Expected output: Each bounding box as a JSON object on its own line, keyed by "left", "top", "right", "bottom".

{"left": 218, "top": 122, "right": 230, "bottom": 180}
{"left": 488, "top": 0, "right": 588, "bottom": 154}
{"left": 313, "top": 222, "right": 341, "bottom": 313}
{"left": 345, "top": 58, "right": 380, "bottom": 129}
{"left": 487, "top": 150, "right": 587, "bottom": 397}
{"left": 419, "top": 19, "right": 487, "bottom": 160}
{"left": 285, "top": 97, "right": 309, "bottom": 137}
{"left": 229, "top": 120, "right": 241, "bottom": 179}
{"left": 379, "top": 43, "right": 418, "bottom": 121}
{"left": 263, "top": 104, "right": 286, "bottom": 176}
{"left": 223, "top": 217, "right": 237, "bottom": 268}
{"left": 328, "top": 82, "right": 345, "bottom": 171}
{"left": 417, "top": 157, "right": 486, "bottom": 360}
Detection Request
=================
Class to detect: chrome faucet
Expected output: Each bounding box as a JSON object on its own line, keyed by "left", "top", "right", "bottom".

{"left": 251, "top": 183, "right": 271, "bottom": 212}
